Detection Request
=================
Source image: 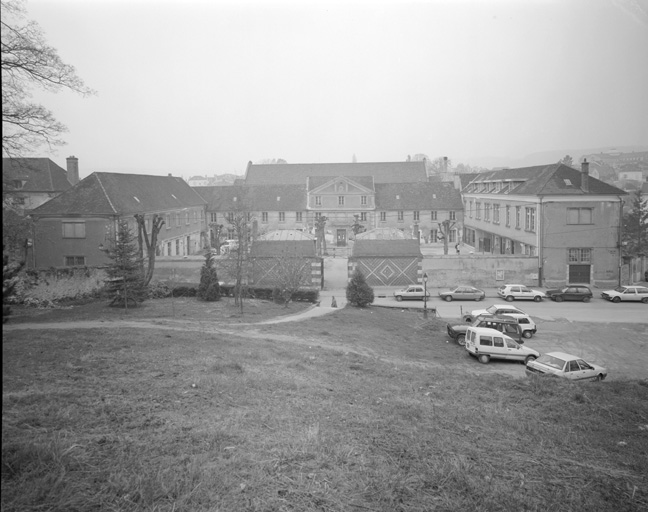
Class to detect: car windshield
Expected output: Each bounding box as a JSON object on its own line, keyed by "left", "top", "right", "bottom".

{"left": 486, "top": 306, "right": 498, "bottom": 314}
{"left": 614, "top": 287, "right": 628, "bottom": 293}
{"left": 536, "top": 355, "right": 566, "bottom": 370}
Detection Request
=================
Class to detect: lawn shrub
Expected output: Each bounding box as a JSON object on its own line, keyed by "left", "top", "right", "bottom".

{"left": 8, "top": 267, "right": 107, "bottom": 305}
{"left": 346, "top": 268, "right": 374, "bottom": 307}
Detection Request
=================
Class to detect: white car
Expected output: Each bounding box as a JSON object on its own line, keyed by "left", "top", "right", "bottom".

{"left": 393, "top": 285, "right": 431, "bottom": 301}
{"left": 465, "top": 327, "right": 540, "bottom": 365}
{"left": 469, "top": 304, "right": 537, "bottom": 338}
{"left": 601, "top": 285, "right": 648, "bottom": 304}
{"left": 526, "top": 352, "right": 607, "bottom": 381}
{"left": 497, "top": 284, "right": 546, "bottom": 302}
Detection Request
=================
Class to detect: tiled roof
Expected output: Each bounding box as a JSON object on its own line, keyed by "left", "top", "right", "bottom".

{"left": 375, "top": 182, "right": 463, "bottom": 210}
{"left": 2, "top": 158, "right": 71, "bottom": 192}
{"left": 307, "top": 175, "right": 375, "bottom": 191}
{"left": 245, "top": 162, "right": 428, "bottom": 185}
{"left": 196, "top": 184, "right": 308, "bottom": 211}
{"left": 351, "top": 239, "right": 422, "bottom": 257}
{"left": 250, "top": 240, "right": 317, "bottom": 258}
{"left": 31, "top": 172, "right": 206, "bottom": 216}
{"left": 468, "top": 164, "right": 626, "bottom": 196}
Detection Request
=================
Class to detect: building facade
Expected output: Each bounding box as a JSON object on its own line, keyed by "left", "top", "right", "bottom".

{"left": 29, "top": 172, "right": 207, "bottom": 268}
{"left": 462, "top": 162, "right": 626, "bottom": 287}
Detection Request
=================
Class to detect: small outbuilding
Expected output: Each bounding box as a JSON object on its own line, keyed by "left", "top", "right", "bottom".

{"left": 249, "top": 240, "right": 322, "bottom": 288}
{"left": 348, "top": 239, "right": 423, "bottom": 286}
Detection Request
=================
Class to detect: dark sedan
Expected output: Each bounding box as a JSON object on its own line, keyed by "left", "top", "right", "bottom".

{"left": 438, "top": 286, "right": 486, "bottom": 302}
{"left": 546, "top": 285, "right": 593, "bottom": 303}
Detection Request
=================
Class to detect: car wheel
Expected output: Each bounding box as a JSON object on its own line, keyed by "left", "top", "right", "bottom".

{"left": 533, "top": 296, "right": 542, "bottom": 302}
{"left": 478, "top": 354, "right": 490, "bottom": 364}
{"left": 462, "top": 315, "right": 473, "bottom": 323}
{"left": 612, "top": 296, "right": 621, "bottom": 303}
{"left": 395, "top": 296, "right": 402, "bottom": 302}
{"left": 642, "top": 297, "right": 648, "bottom": 304}
{"left": 524, "top": 355, "right": 536, "bottom": 365}
{"left": 456, "top": 334, "right": 466, "bottom": 346}
{"left": 582, "top": 296, "right": 591, "bottom": 303}
{"left": 505, "top": 295, "right": 514, "bottom": 302}
{"left": 554, "top": 295, "right": 564, "bottom": 303}
{"left": 523, "top": 330, "right": 533, "bottom": 339}
{"left": 444, "top": 295, "right": 453, "bottom": 302}
{"left": 596, "top": 373, "right": 606, "bottom": 382}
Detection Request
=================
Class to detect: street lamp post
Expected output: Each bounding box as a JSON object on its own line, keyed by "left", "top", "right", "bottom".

{"left": 423, "top": 272, "right": 429, "bottom": 319}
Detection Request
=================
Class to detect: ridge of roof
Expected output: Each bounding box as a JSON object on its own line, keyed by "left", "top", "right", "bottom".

{"left": 94, "top": 173, "right": 118, "bottom": 214}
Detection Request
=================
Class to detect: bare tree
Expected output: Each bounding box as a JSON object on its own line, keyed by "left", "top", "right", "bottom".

{"left": 272, "top": 249, "right": 312, "bottom": 307}
{"left": 1, "top": 0, "right": 94, "bottom": 157}
{"left": 315, "top": 215, "right": 328, "bottom": 257}
{"left": 436, "top": 219, "right": 455, "bottom": 255}
{"left": 134, "top": 213, "right": 165, "bottom": 286}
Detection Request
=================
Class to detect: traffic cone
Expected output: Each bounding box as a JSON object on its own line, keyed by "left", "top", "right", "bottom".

{"left": 331, "top": 296, "right": 337, "bottom": 308}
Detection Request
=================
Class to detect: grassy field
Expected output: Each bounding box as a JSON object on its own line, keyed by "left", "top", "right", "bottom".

{"left": 3, "top": 297, "right": 648, "bottom": 511}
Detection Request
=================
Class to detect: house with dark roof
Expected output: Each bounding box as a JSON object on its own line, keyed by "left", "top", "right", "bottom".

{"left": 28, "top": 172, "right": 207, "bottom": 268}
{"left": 2, "top": 157, "right": 78, "bottom": 214}
{"left": 461, "top": 161, "right": 627, "bottom": 287}
{"left": 196, "top": 161, "right": 463, "bottom": 249}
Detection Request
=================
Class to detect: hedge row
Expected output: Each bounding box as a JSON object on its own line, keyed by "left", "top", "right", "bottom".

{"left": 168, "top": 284, "right": 319, "bottom": 303}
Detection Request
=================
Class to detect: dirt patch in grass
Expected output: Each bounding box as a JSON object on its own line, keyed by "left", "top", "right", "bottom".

{"left": 3, "top": 299, "right": 648, "bottom": 511}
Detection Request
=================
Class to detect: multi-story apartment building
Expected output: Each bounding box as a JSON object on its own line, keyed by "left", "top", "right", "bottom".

{"left": 462, "top": 161, "right": 627, "bottom": 287}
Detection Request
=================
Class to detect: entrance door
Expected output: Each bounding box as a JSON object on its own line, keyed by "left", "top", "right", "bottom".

{"left": 483, "top": 237, "right": 491, "bottom": 253}
{"left": 336, "top": 229, "right": 347, "bottom": 247}
{"left": 569, "top": 264, "right": 591, "bottom": 283}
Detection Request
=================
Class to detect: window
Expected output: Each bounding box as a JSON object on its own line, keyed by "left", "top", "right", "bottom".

{"left": 484, "top": 203, "right": 491, "bottom": 222}
{"left": 380, "top": 212, "right": 386, "bottom": 222}
{"left": 296, "top": 212, "right": 302, "bottom": 222}
{"left": 262, "top": 212, "right": 268, "bottom": 223}
{"left": 175, "top": 213, "right": 180, "bottom": 227}
{"left": 430, "top": 229, "right": 438, "bottom": 241}
{"left": 175, "top": 239, "right": 180, "bottom": 255}
{"left": 167, "top": 241, "right": 172, "bottom": 255}
{"left": 185, "top": 212, "right": 190, "bottom": 225}
{"left": 431, "top": 211, "right": 437, "bottom": 221}
{"left": 315, "top": 196, "right": 322, "bottom": 206}
{"left": 568, "top": 248, "right": 591, "bottom": 263}
{"left": 227, "top": 212, "right": 234, "bottom": 223}
{"left": 493, "top": 204, "right": 500, "bottom": 224}
{"left": 210, "top": 212, "right": 218, "bottom": 223}
{"left": 279, "top": 212, "right": 285, "bottom": 222}
{"left": 413, "top": 211, "right": 420, "bottom": 221}
{"left": 361, "top": 195, "right": 367, "bottom": 205}
{"left": 567, "top": 208, "right": 593, "bottom": 224}
{"left": 449, "top": 211, "right": 456, "bottom": 221}
{"left": 65, "top": 256, "right": 85, "bottom": 266}
{"left": 397, "top": 211, "right": 404, "bottom": 221}
{"left": 515, "top": 206, "right": 521, "bottom": 229}
{"left": 62, "top": 222, "right": 85, "bottom": 238}
{"left": 166, "top": 213, "right": 171, "bottom": 228}
{"left": 493, "top": 337, "right": 504, "bottom": 348}
{"left": 360, "top": 212, "right": 367, "bottom": 222}
{"left": 475, "top": 202, "right": 481, "bottom": 220}
{"left": 468, "top": 201, "right": 473, "bottom": 219}
{"left": 505, "top": 205, "right": 510, "bottom": 227}
{"left": 525, "top": 207, "right": 536, "bottom": 232}
{"left": 338, "top": 196, "right": 345, "bottom": 206}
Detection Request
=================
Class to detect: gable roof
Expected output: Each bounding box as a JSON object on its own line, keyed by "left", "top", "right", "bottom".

{"left": 245, "top": 161, "right": 428, "bottom": 185}
{"left": 375, "top": 182, "right": 463, "bottom": 210}
{"left": 351, "top": 239, "right": 422, "bottom": 258}
{"left": 195, "top": 184, "right": 307, "bottom": 211}
{"left": 468, "top": 163, "right": 626, "bottom": 196}
{"left": 31, "top": 172, "right": 206, "bottom": 216}
{"left": 250, "top": 240, "right": 317, "bottom": 258}
{"left": 2, "top": 158, "right": 72, "bottom": 192}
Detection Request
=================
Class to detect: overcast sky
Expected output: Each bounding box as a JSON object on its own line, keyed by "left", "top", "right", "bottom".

{"left": 24, "top": 0, "right": 648, "bottom": 180}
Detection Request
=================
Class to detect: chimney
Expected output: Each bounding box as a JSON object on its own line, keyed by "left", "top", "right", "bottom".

{"left": 66, "top": 156, "right": 79, "bottom": 185}
{"left": 581, "top": 159, "right": 590, "bottom": 193}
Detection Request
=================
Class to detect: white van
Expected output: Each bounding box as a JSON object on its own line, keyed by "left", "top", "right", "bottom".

{"left": 465, "top": 326, "right": 540, "bottom": 365}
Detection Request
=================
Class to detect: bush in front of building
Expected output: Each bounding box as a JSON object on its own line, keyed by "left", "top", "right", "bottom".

{"left": 346, "top": 268, "right": 374, "bottom": 307}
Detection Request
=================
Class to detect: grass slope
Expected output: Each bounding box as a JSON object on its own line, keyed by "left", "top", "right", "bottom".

{"left": 2, "top": 298, "right": 648, "bottom": 511}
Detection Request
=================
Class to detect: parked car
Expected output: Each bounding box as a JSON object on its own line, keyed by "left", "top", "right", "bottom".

{"left": 601, "top": 285, "right": 648, "bottom": 303}
{"left": 393, "top": 285, "right": 431, "bottom": 301}
{"left": 468, "top": 304, "right": 537, "bottom": 338}
{"left": 465, "top": 327, "right": 540, "bottom": 365}
{"left": 447, "top": 314, "right": 524, "bottom": 346}
{"left": 438, "top": 286, "right": 485, "bottom": 302}
{"left": 497, "top": 284, "right": 546, "bottom": 302}
{"left": 546, "top": 285, "right": 593, "bottom": 303}
{"left": 526, "top": 352, "right": 607, "bottom": 381}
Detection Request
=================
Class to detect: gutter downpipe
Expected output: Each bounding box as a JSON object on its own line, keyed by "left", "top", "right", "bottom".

{"left": 618, "top": 197, "right": 624, "bottom": 286}
{"left": 538, "top": 198, "right": 544, "bottom": 288}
